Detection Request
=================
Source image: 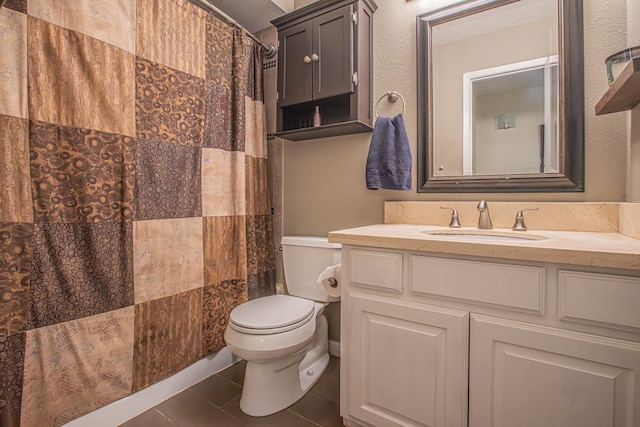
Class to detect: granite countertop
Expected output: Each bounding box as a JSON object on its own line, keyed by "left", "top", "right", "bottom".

{"left": 328, "top": 224, "right": 640, "bottom": 271}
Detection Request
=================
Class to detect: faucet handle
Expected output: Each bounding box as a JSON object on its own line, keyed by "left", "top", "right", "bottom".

{"left": 440, "top": 206, "right": 462, "bottom": 228}
{"left": 512, "top": 207, "right": 539, "bottom": 231}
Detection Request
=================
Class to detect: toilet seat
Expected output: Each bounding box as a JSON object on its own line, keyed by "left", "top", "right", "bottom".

{"left": 229, "top": 295, "right": 315, "bottom": 335}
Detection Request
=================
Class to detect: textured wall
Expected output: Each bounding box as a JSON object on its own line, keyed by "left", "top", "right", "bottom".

{"left": 284, "top": 0, "right": 630, "bottom": 237}
{"left": 629, "top": 106, "right": 640, "bottom": 202}
{"left": 628, "top": 0, "right": 640, "bottom": 45}
{"left": 627, "top": 0, "right": 640, "bottom": 201}
{"left": 294, "top": 0, "right": 315, "bottom": 8}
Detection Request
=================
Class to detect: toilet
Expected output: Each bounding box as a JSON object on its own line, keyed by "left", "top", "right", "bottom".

{"left": 223, "top": 236, "right": 341, "bottom": 417}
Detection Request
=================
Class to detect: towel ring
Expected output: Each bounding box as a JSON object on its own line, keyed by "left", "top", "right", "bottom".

{"left": 375, "top": 91, "right": 406, "bottom": 118}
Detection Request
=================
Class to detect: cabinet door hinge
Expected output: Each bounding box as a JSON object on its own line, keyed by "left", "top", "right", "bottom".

{"left": 352, "top": 72, "right": 358, "bottom": 86}
{"left": 352, "top": 12, "right": 357, "bottom": 25}
{"left": 276, "top": 91, "right": 279, "bottom": 100}
{"left": 277, "top": 39, "right": 280, "bottom": 48}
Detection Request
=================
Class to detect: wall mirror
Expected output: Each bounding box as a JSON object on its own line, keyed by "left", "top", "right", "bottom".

{"left": 417, "top": 0, "right": 584, "bottom": 192}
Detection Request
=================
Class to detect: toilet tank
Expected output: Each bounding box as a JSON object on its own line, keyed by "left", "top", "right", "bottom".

{"left": 281, "top": 236, "right": 342, "bottom": 302}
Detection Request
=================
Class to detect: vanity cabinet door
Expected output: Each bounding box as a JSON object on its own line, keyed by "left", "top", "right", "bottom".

{"left": 347, "top": 293, "right": 469, "bottom": 427}
{"left": 470, "top": 314, "right": 640, "bottom": 427}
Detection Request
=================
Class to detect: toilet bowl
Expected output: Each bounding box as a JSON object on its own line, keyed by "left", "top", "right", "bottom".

{"left": 223, "top": 236, "right": 341, "bottom": 417}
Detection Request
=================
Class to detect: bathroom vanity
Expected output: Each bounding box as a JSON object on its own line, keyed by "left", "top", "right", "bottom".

{"left": 330, "top": 211, "right": 640, "bottom": 427}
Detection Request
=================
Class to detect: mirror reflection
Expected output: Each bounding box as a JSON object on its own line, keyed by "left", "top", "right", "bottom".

{"left": 433, "top": 0, "right": 557, "bottom": 176}
{"left": 465, "top": 57, "right": 558, "bottom": 175}
{"left": 417, "top": 0, "right": 584, "bottom": 192}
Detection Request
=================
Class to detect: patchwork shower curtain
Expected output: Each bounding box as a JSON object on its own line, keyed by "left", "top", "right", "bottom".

{"left": 0, "top": 0, "right": 275, "bottom": 425}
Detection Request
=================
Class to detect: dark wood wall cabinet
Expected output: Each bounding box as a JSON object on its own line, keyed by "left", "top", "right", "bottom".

{"left": 272, "top": 0, "right": 377, "bottom": 141}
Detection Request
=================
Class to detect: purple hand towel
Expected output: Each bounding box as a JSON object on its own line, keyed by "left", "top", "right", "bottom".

{"left": 366, "top": 113, "right": 412, "bottom": 190}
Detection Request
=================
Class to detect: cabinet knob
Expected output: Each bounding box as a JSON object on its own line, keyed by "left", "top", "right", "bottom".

{"left": 303, "top": 55, "right": 311, "bottom": 63}
{"left": 311, "top": 53, "right": 319, "bottom": 62}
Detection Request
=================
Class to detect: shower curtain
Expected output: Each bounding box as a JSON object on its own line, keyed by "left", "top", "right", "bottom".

{"left": 0, "top": 0, "right": 275, "bottom": 425}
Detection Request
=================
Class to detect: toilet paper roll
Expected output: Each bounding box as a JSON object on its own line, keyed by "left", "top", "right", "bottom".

{"left": 317, "top": 263, "right": 342, "bottom": 298}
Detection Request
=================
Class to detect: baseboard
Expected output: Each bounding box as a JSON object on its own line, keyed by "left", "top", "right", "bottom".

{"left": 63, "top": 347, "right": 237, "bottom": 427}
{"left": 328, "top": 339, "right": 341, "bottom": 357}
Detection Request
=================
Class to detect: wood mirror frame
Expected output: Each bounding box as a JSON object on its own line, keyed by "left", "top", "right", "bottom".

{"left": 416, "top": 0, "right": 584, "bottom": 192}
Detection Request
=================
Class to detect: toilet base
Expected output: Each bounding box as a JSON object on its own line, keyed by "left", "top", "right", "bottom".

{"left": 298, "top": 351, "right": 330, "bottom": 397}
{"left": 239, "top": 314, "right": 330, "bottom": 417}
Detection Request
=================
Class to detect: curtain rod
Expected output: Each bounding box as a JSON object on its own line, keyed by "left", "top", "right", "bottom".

{"left": 191, "top": 0, "right": 278, "bottom": 58}
{"left": 0, "top": 0, "right": 278, "bottom": 58}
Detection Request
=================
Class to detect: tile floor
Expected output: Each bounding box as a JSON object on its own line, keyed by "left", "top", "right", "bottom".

{"left": 119, "top": 356, "right": 342, "bottom": 427}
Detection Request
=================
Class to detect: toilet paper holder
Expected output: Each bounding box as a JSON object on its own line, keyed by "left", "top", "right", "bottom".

{"left": 317, "top": 263, "right": 341, "bottom": 298}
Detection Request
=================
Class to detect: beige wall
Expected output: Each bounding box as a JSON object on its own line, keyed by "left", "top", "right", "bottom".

{"left": 283, "top": 0, "right": 630, "bottom": 238}
{"left": 628, "top": 0, "right": 640, "bottom": 46}
{"left": 629, "top": 106, "right": 640, "bottom": 202}
{"left": 273, "top": 0, "right": 295, "bottom": 12}
{"left": 294, "top": 0, "right": 316, "bottom": 8}
{"left": 627, "top": 0, "right": 640, "bottom": 201}
{"left": 474, "top": 86, "right": 545, "bottom": 175}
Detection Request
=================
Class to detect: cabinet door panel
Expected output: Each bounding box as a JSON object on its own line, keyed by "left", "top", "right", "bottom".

{"left": 409, "top": 255, "right": 545, "bottom": 315}
{"left": 278, "top": 21, "right": 313, "bottom": 107}
{"left": 313, "top": 5, "right": 354, "bottom": 100}
{"left": 348, "top": 294, "right": 468, "bottom": 427}
{"left": 558, "top": 270, "right": 640, "bottom": 332}
{"left": 470, "top": 314, "right": 640, "bottom": 427}
{"left": 349, "top": 249, "right": 403, "bottom": 293}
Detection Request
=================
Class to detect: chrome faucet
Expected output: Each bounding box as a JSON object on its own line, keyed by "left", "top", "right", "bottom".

{"left": 477, "top": 200, "right": 493, "bottom": 229}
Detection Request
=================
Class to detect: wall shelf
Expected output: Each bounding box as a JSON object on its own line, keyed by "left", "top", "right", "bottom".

{"left": 275, "top": 120, "right": 373, "bottom": 141}
{"left": 595, "top": 57, "right": 640, "bottom": 115}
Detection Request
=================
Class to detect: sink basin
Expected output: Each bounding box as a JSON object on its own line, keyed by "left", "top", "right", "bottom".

{"left": 421, "top": 229, "right": 548, "bottom": 242}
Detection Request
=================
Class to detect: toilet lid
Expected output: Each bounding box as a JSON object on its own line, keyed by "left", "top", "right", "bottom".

{"left": 229, "top": 295, "right": 315, "bottom": 332}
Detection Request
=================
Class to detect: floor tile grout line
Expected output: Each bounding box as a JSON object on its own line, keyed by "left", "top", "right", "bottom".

{"left": 217, "top": 395, "right": 326, "bottom": 427}
{"left": 129, "top": 357, "right": 341, "bottom": 427}
{"left": 217, "top": 399, "right": 252, "bottom": 425}
{"left": 285, "top": 409, "right": 325, "bottom": 427}
{"left": 195, "top": 387, "right": 249, "bottom": 416}
{"left": 308, "top": 388, "right": 340, "bottom": 404}
{"left": 188, "top": 376, "right": 243, "bottom": 409}
{"left": 154, "top": 407, "right": 179, "bottom": 426}
{"left": 214, "top": 371, "right": 244, "bottom": 388}
{"left": 177, "top": 389, "right": 245, "bottom": 426}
